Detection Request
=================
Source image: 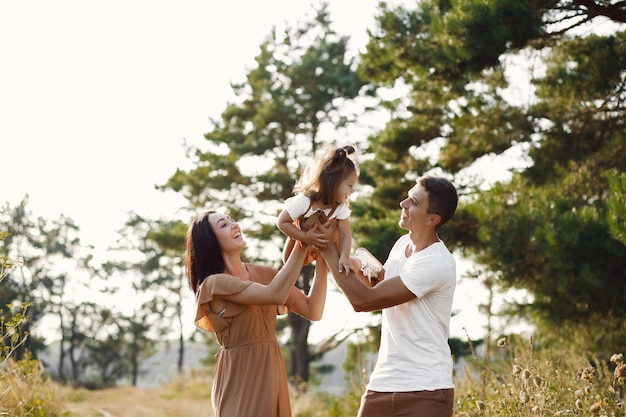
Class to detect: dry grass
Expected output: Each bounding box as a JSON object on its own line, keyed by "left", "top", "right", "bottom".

{"left": 453, "top": 335, "right": 626, "bottom": 417}
{"left": 57, "top": 371, "right": 336, "bottom": 417}
{"left": 0, "top": 354, "right": 62, "bottom": 417}
{"left": 3, "top": 328, "right": 624, "bottom": 417}
{"left": 59, "top": 368, "right": 215, "bottom": 417}
{"left": 59, "top": 385, "right": 214, "bottom": 417}
{"left": 57, "top": 369, "right": 355, "bottom": 417}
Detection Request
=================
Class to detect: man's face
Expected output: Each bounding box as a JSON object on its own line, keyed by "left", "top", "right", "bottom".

{"left": 398, "top": 184, "right": 431, "bottom": 231}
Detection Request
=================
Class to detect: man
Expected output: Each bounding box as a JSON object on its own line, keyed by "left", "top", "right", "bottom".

{"left": 318, "top": 175, "right": 458, "bottom": 417}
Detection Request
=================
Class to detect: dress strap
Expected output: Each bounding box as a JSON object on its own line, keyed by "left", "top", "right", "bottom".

{"left": 327, "top": 203, "right": 338, "bottom": 219}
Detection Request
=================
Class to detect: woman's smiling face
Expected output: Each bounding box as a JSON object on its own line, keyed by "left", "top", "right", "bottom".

{"left": 208, "top": 212, "right": 246, "bottom": 252}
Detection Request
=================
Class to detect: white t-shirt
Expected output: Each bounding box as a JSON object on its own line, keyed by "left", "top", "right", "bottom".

{"left": 284, "top": 193, "right": 351, "bottom": 222}
{"left": 367, "top": 234, "right": 456, "bottom": 392}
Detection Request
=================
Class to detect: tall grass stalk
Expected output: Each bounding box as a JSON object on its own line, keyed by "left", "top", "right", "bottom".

{"left": 0, "top": 355, "right": 63, "bottom": 417}
{"left": 1, "top": 235, "right": 62, "bottom": 416}
{"left": 454, "top": 334, "right": 625, "bottom": 416}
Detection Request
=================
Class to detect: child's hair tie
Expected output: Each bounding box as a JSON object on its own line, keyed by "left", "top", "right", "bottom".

{"left": 335, "top": 145, "right": 356, "bottom": 160}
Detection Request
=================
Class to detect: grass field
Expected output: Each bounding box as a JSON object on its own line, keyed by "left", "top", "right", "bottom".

{"left": 59, "top": 384, "right": 214, "bottom": 417}
{"left": 2, "top": 333, "right": 625, "bottom": 417}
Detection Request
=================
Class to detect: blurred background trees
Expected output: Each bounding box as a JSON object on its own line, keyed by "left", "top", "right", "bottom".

{"left": 352, "top": 0, "right": 626, "bottom": 349}
{"left": 160, "top": 3, "right": 371, "bottom": 386}
{"left": 1, "top": 0, "right": 624, "bottom": 390}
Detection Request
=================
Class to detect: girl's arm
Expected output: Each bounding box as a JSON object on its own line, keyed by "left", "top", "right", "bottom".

{"left": 277, "top": 209, "right": 306, "bottom": 242}
{"left": 277, "top": 208, "right": 329, "bottom": 248}
{"left": 337, "top": 217, "right": 353, "bottom": 275}
{"left": 286, "top": 258, "right": 328, "bottom": 321}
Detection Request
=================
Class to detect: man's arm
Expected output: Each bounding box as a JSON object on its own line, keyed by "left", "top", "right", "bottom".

{"left": 318, "top": 238, "right": 415, "bottom": 312}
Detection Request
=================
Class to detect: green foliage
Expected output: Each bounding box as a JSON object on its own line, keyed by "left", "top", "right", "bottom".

{"left": 160, "top": 2, "right": 370, "bottom": 252}
{"left": 1, "top": 197, "right": 86, "bottom": 360}
{"left": 529, "top": 32, "right": 626, "bottom": 184}
{"left": 606, "top": 169, "right": 626, "bottom": 245}
{"left": 1, "top": 198, "right": 190, "bottom": 389}
{"left": 360, "top": 0, "right": 546, "bottom": 84}
{"left": 292, "top": 327, "right": 626, "bottom": 416}
{"left": 342, "top": 328, "right": 380, "bottom": 386}
{"left": 104, "top": 213, "right": 191, "bottom": 386}
{"left": 160, "top": 2, "right": 372, "bottom": 386}
{"left": 0, "top": 220, "right": 30, "bottom": 362}
{"left": 42, "top": 328, "right": 626, "bottom": 416}
{"left": 84, "top": 326, "right": 128, "bottom": 388}
{"left": 464, "top": 168, "right": 626, "bottom": 324}
{"left": 356, "top": 0, "right": 626, "bottom": 334}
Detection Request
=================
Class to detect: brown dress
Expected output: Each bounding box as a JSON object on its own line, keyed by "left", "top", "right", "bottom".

{"left": 194, "top": 263, "right": 292, "bottom": 417}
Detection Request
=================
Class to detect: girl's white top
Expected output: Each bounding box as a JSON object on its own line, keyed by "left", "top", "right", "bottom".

{"left": 284, "top": 193, "right": 351, "bottom": 221}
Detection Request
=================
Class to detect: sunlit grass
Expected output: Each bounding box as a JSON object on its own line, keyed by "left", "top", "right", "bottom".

{"left": 60, "top": 332, "right": 626, "bottom": 417}
{"left": 159, "top": 366, "right": 213, "bottom": 401}
{"left": 453, "top": 334, "right": 625, "bottom": 416}
{"left": 0, "top": 246, "right": 62, "bottom": 417}
{"left": 0, "top": 354, "right": 63, "bottom": 417}
{"left": 1, "top": 328, "right": 624, "bottom": 417}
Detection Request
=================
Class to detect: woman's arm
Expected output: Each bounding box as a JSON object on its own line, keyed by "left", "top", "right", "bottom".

{"left": 287, "top": 259, "right": 328, "bottom": 321}
{"left": 220, "top": 243, "right": 307, "bottom": 305}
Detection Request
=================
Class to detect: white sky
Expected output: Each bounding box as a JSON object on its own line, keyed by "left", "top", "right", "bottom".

{"left": 1, "top": 0, "right": 503, "bottom": 342}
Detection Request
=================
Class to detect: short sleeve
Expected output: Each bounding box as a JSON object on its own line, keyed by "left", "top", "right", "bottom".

{"left": 194, "top": 274, "right": 253, "bottom": 332}
{"left": 284, "top": 194, "right": 312, "bottom": 220}
{"left": 399, "top": 243, "right": 455, "bottom": 299}
{"left": 331, "top": 203, "right": 351, "bottom": 220}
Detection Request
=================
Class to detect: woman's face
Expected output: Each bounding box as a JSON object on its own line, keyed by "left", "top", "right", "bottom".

{"left": 208, "top": 212, "right": 246, "bottom": 253}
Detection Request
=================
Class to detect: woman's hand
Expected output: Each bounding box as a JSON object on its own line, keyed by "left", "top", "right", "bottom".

{"left": 303, "top": 224, "right": 329, "bottom": 250}
{"left": 313, "top": 220, "right": 336, "bottom": 251}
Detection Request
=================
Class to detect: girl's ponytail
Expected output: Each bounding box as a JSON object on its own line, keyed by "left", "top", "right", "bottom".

{"left": 334, "top": 145, "right": 356, "bottom": 162}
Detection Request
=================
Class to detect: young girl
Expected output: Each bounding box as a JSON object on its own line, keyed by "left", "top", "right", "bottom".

{"left": 277, "top": 145, "right": 358, "bottom": 274}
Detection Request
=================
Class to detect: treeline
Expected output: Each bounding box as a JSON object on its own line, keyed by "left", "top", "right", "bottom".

{"left": 2, "top": 0, "right": 626, "bottom": 390}
{"left": 0, "top": 203, "right": 199, "bottom": 387}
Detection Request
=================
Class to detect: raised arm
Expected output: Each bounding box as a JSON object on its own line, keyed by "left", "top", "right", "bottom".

{"left": 277, "top": 209, "right": 305, "bottom": 242}
{"left": 287, "top": 258, "right": 328, "bottom": 321}
{"left": 318, "top": 227, "right": 414, "bottom": 312}
{"left": 221, "top": 243, "right": 308, "bottom": 306}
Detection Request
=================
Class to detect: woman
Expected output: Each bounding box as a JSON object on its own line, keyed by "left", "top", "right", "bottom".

{"left": 186, "top": 210, "right": 328, "bottom": 417}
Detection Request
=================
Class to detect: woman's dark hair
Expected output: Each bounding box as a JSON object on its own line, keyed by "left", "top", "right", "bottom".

{"left": 418, "top": 176, "right": 458, "bottom": 228}
{"left": 185, "top": 211, "right": 225, "bottom": 293}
